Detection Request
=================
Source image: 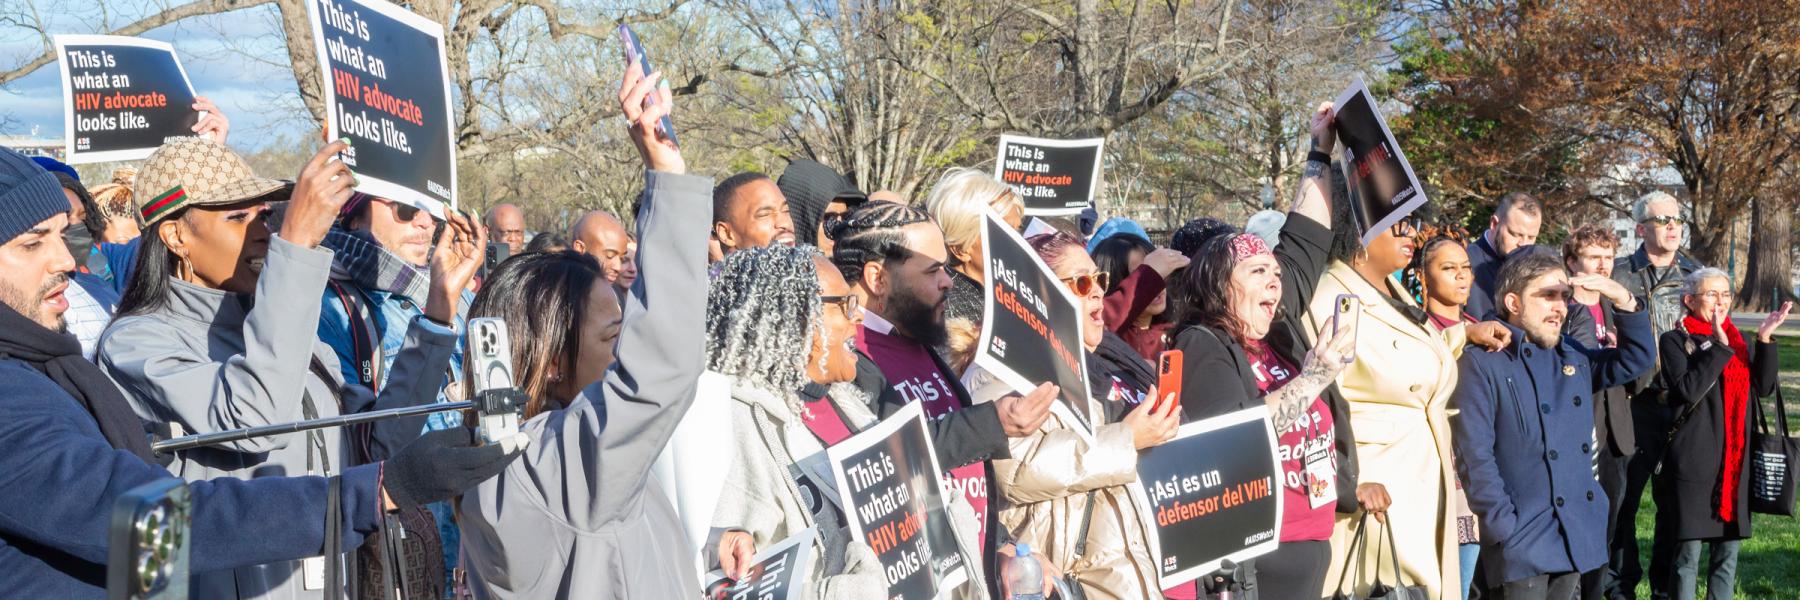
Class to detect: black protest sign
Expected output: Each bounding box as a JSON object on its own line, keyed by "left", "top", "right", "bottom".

{"left": 1136, "top": 407, "right": 1282, "bottom": 587}
{"left": 704, "top": 528, "right": 818, "bottom": 600}
{"left": 307, "top": 0, "right": 457, "bottom": 215}
{"left": 973, "top": 210, "right": 1094, "bottom": 438}
{"left": 828, "top": 402, "right": 969, "bottom": 600}
{"left": 993, "top": 135, "right": 1105, "bottom": 216}
{"left": 53, "top": 35, "right": 198, "bottom": 164}
{"left": 1332, "top": 76, "right": 1427, "bottom": 246}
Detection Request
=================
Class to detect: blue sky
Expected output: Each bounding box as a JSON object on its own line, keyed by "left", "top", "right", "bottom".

{"left": 1, "top": 5, "right": 312, "bottom": 148}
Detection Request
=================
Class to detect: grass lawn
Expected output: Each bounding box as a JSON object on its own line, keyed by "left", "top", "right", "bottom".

{"left": 1620, "top": 334, "right": 1800, "bottom": 598}
{"left": 1625, "top": 488, "right": 1800, "bottom": 598}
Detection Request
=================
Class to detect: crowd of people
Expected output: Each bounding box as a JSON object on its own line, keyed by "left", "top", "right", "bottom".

{"left": 0, "top": 56, "right": 1792, "bottom": 600}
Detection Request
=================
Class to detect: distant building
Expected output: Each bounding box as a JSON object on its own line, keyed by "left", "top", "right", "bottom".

{"left": 0, "top": 136, "right": 64, "bottom": 161}
{"left": 1586, "top": 159, "right": 1687, "bottom": 257}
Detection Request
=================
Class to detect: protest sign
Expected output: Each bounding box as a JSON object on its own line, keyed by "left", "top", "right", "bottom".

{"left": 993, "top": 135, "right": 1105, "bottom": 216}
{"left": 1332, "top": 76, "right": 1427, "bottom": 246}
{"left": 973, "top": 210, "right": 1095, "bottom": 438}
{"left": 306, "top": 0, "right": 457, "bottom": 215}
{"left": 703, "top": 528, "right": 817, "bottom": 600}
{"left": 54, "top": 35, "right": 199, "bottom": 164}
{"left": 1136, "top": 407, "right": 1282, "bottom": 587}
{"left": 828, "top": 402, "right": 969, "bottom": 600}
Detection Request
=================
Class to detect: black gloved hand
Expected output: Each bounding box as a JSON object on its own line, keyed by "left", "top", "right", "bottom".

{"left": 382, "top": 427, "right": 528, "bottom": 509}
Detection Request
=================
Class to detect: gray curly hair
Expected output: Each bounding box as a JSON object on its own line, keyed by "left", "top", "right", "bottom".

{"left": 706, "top": 244, "right": 828, "bottom": 396}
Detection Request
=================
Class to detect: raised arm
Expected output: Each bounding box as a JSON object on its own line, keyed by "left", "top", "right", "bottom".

{"left": 1288, "top": 102, "right": 1336, "bottom": 229}
{"left": 529, "top": 59, "right": 711, "bottom": 527}
{"left": 98, "top": 141, "right": 355, "bottom": 453}
{"left": 99, "top": 235, "right": 331, "bottom": 453}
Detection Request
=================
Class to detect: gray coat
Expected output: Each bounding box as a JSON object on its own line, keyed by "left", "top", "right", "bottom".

{"left": 456, "top": 171, "right": 712, "bottom": 600}
{"left": 97, "top": 235, "right": 458, "bottom": 599}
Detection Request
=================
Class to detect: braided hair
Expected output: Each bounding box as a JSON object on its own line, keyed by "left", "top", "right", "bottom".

{"left": 705, "top": 244, "right": 828, "bottom": 399}
{"left": 825, "top": 200, "right": 934, "bottom": 284}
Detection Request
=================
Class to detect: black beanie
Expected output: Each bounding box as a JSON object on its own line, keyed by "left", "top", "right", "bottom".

{"left": 0, "top": 147, "right": 72, "bottom": 245}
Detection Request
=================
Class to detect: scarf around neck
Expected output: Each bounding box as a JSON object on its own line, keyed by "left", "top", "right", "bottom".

{"left": 321, "top": 228, "right": 431, "bottom": 303}
{"left": 0, "top": 302, "right": 154, "bottom": 461}
{"left": 1682, "top": 314, "right": 1752, "bottom": 522}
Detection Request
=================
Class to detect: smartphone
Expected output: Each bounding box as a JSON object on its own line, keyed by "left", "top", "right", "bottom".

{"left": 617, "top": 24, "right": 680, "bottom": 147}
{"left": 482, "top": 241, "right": 511, "bottom": 280}
{"left": 1330, "top": 294, "right": 1361, "bottom": 356}
{"left": 468, "top": 318, "right": 523, "bottom": 445}
{"left": 1156, "top": 350, "right": 1183, "bottom": 412}
{"left": 108, "top": 478, "right": 191, "bottom": 600}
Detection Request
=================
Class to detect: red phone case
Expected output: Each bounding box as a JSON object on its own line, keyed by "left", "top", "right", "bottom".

{"left": 1156, "top": 350, "right": 1183, "bottom": 411}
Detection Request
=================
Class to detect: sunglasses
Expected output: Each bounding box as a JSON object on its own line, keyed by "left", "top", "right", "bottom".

{"left": 1060, "top": 272, "right": 1111, "bottom": 296}
{"left": 1389, "top": 216, "right": 1422, "bottom": 236}
{"left": 820, "top": 294, "right": 861, "bottom": 316}
{"left": 381, "top": 198, "right": 439, "bottom": 224}
{"left": 1641, "top": 216, "right": 1683, "bottom": 227}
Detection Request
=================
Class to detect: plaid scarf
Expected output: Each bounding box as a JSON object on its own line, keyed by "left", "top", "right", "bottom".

{"left": 321, "top": 228, "right": 431, "bottom": 303}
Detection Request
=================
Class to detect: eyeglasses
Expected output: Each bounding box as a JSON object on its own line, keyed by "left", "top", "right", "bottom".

{"left": 1641, "top": 216, "right": 1683, "bottom": 227}
{"left": 1060, "top": 272, "right": 1111, "bottom": 296}
{"left": 1696, "top": 291, "right": 1734, "bottom": 301}
{"left": 821, "top": 294, "right": 861, "bottom": 316}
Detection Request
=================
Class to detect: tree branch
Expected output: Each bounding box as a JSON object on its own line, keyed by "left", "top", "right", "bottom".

{"left": 0, "top": 0, "right": 277, "bottom": 86}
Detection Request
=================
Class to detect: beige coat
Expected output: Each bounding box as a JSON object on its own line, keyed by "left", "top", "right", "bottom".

{"left": 1304, "top": 261, "right": 1467, "bottom": 600}
{"left": 966, "top": 366, "right": 1161, "bottom": 600}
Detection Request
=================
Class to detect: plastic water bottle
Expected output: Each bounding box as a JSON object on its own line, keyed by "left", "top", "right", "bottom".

{"left": 1009, "top": 542, "right": 1045, "bottom": 600}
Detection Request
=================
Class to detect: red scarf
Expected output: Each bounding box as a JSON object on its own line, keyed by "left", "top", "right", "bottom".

{"left": 1682, "top": 314, "right": 1752, "bottom": 522}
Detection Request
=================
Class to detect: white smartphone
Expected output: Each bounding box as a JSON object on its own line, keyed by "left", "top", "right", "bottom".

{"left": 468, "top": 318, "right": 522, "bottom": 444}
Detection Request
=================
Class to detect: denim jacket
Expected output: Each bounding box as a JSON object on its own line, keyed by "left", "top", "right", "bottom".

{"left": 317, "top": 285, "right": 471, "bottom": 431}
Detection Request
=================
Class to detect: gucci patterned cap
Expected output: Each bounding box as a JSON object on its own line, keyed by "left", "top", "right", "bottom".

{"left": 135, "top": 137, "right": 290, "bottom": 226}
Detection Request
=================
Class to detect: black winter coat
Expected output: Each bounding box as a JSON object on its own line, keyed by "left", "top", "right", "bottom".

{"left": 1653, "top": 328, "right": 1779, "bottom": 541}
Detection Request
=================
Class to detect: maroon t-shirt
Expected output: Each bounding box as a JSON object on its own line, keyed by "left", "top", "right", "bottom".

{"left": 1248, "top": 344, "right": 1337, "bottom": 542}
{"left": 855, "top": 314, "right": 990, "bottom": 544}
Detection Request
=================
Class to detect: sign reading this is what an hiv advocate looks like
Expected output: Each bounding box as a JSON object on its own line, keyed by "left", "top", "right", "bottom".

{"left": 830, "top": 402, "right": 970, "bottom": 600}
{"left": 54, "top": 35, "right": 199, "bottom": 163}
{"left": 306, "top": 0, "right": 457, "bottom": 215}
{"left": 993, "top": 135, "right": 1104, "bottom": 216}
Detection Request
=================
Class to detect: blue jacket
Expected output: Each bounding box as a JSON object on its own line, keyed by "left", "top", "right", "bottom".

{"left": 317, "top": 285, "right": 470, "bottom": 432}
{"left": 1464, "top": 234, "right": 1504, "bottom": 320}
{"left": 0, "top": 359, "right": 383, "bottom": 598}
{"left": 1450, "top": 307, "right": 1654, "bottom": 586}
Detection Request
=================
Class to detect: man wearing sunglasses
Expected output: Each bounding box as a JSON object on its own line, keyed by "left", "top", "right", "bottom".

{"left": 1466, "top": 192, "right": 1543, "bottom": 320}
{"left": 317, "top": 193, "right": 479, "bottom": 587}
{"left": 1606, "top": 190, "right": 1703, "bottom": 599}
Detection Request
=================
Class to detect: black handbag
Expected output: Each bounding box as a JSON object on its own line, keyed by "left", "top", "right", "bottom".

{"left": 1749, "top": 387, "right": 1799, "bottom": 516}
{"left": 1330, "top": 514, "right": 1428, "bottom": 600}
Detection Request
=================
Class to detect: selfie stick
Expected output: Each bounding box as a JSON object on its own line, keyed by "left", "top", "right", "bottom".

{"left": 150, "top": 401, "right": 474, "bottom": 454}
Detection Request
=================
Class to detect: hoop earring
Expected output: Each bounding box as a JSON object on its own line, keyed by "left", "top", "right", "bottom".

{"left": 176, "top": 257, "right": 195, "bottom": 282}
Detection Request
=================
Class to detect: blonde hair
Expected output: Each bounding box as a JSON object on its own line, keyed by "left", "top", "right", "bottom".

{"left": 925, "top": 167, "right": 1019, "bottom": 256}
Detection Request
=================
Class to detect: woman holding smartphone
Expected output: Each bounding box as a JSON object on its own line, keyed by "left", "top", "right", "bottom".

{"left": 1165, "top": 102, "right": 1364, "bottom": 598}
